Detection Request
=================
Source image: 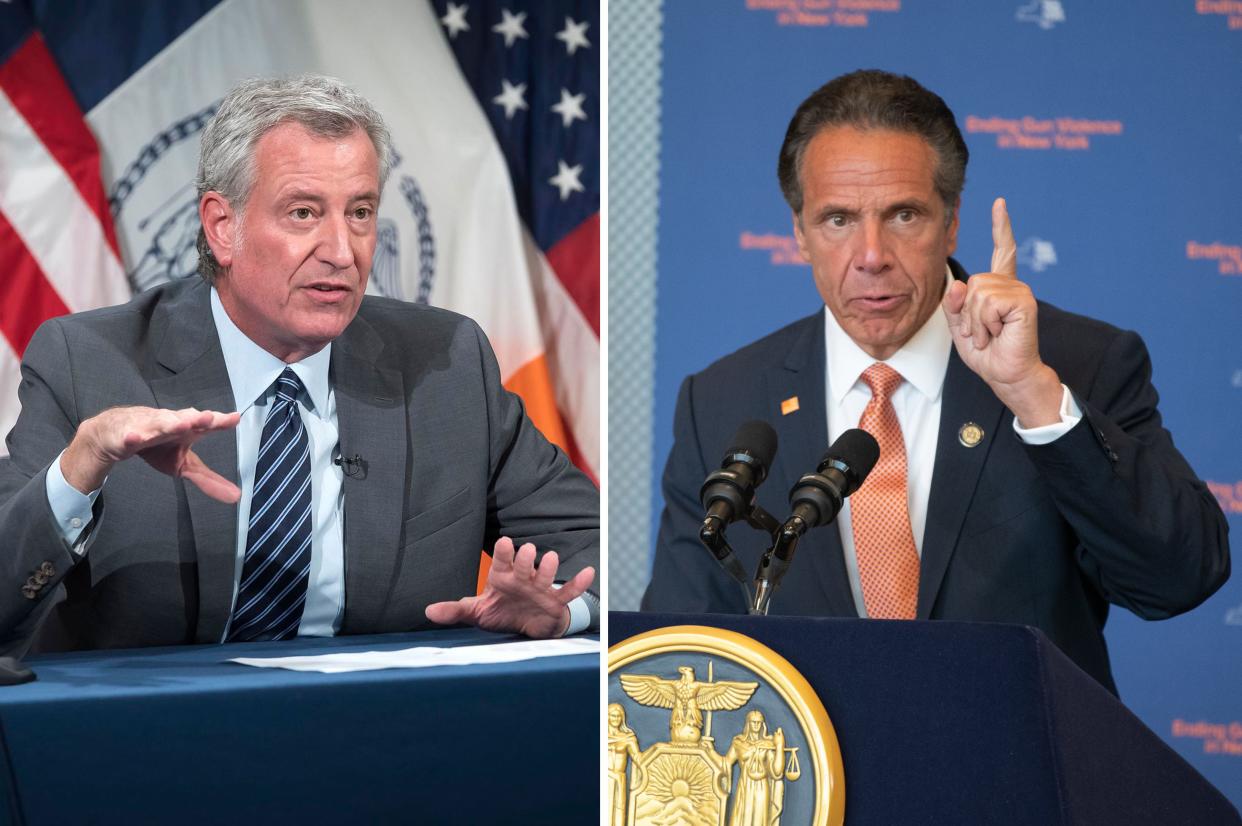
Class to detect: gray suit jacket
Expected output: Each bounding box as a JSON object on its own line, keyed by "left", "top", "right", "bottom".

{"left": 0, "top": 279, "right": 599, "bottom": 652}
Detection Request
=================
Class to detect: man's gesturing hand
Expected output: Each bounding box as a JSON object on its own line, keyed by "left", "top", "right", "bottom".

{"left": 942, "top": 198, "right": 1063, "bottom": 427}
{"left": 61, "top": 406, "right": 242, "bottom": 502}
{"left": 425, "top": 536, "right": 596, "bottom": 639}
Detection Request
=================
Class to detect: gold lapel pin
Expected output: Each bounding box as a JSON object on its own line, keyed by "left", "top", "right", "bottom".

{"left": 958, "top": 421, "right": 984, "bottom": 447}
{"left": 781, "top": 396, "right": 800, "bottom": 416}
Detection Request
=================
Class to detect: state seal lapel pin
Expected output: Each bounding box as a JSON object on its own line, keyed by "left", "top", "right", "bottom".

{"left": 958, "top": 422, "right": 984, "bottom": 447}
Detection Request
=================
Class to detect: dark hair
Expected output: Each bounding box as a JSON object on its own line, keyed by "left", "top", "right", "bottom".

{"left": 777, "top": 69, "right": 968, "bottom": 217}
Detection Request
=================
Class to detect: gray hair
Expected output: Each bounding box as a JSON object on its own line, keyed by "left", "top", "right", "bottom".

{"left": 777, "top": 69, "right": 968, "bottom": 221}
{"left": 196, "top": 74, "right": 392, "bottom": 282}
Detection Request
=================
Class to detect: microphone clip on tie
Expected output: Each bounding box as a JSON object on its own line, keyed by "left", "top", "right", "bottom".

{"left": 334, "top": 453, "right": 367, "bottom": 479}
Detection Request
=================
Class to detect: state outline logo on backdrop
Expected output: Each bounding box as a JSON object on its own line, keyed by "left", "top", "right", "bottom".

{"left": 1018, "top": 237, "right": 1058, "bottom": 273}
{"left": 609, "top": 625, "right": 845, "bottom": 826}
{"left": 1016, "top": 0, "right": 1066, "bottom": 30}
{"left": 1224, "top": 603, "right": 1242, "bottom": 626}
{"left": 107, "top": 105, "right": 437, "bottom": 303}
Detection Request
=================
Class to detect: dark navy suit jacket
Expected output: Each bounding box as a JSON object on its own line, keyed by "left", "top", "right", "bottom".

{"left": 643, "top": 260, "right": 1229, "bottom": 694}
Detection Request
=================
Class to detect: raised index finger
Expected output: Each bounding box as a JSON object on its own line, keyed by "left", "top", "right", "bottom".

{"left": 990, "top": 196, "right": 1017, "bottom": 277}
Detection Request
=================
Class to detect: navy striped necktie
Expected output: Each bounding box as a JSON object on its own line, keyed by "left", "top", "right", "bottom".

{"left": 228, "top": 368, "right": 312, "bottom": 642}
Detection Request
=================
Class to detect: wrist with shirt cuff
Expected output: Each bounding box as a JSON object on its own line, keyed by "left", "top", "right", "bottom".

{"left": 555, "top": 587, "right": 600, "bottom": 636}
{"left": 1012, "top": 384, "right": 1082, "bottom": 445}
{"left": 45, "top": 449, "right": 103, "bottom": 552}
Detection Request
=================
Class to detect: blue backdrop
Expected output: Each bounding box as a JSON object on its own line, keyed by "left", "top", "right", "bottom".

{"left": 623, "top": 0, "right": 1241, "bottom": 806}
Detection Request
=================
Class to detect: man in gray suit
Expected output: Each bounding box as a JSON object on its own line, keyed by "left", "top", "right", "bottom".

{"left": 0, "top": 75, "right": 598, "bottom": 652}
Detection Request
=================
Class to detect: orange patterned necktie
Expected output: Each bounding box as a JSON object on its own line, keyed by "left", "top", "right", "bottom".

{"left": 851, "top": 363, "right": 920, "bottom": 619}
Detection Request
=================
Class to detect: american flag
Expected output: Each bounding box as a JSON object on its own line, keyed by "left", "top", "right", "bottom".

{"left": 432, "top": 0, "right": 600, "bottom": 479}
{"left": 0, "top": 2, "right": 131, "bottom": 449}
{"left": 0, "top": 0, "right": 599, "bottom": 485}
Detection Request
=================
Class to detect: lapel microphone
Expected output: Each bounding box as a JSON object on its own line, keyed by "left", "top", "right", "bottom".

{"left": 334, "top": 453, "right": 366, "bottom": 479}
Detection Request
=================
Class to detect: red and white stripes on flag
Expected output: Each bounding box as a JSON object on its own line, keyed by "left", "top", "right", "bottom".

{"left": 0, "top": 33, "right": 130, "bottom": 453}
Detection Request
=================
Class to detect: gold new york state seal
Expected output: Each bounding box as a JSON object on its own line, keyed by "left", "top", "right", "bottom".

{"left": 608, "top": 626, "right": 845, "bottom": 826}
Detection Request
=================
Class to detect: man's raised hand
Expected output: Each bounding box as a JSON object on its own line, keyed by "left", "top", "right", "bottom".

{"left": 425, "top": 536, "right": 596, "bottom": 639}
{"left": 61, "top": 406, "right": 241, "bottom": 502}
{"left": 942, "top": 197, "right": 1062, "bottom": 427}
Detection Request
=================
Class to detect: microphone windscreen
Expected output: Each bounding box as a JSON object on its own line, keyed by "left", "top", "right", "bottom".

{"left": 823, "top": 428, "right": 880, "bottom": 483}
{"left": 724, "top": 420, "right": 779, "bottom": 472}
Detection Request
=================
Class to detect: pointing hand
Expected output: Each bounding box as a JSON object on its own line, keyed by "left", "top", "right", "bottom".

{"left": 942, "top": 198, "right": 1062, "bottom": 427}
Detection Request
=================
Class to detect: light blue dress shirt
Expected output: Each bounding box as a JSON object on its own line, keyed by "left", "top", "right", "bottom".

{"left": 208, "top": 288, "right": 345, "bottom": 638}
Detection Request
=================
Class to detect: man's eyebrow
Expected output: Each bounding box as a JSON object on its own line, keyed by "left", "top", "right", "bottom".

{"left": 810, "top": 204, "right": 857, "bottom": 223}
{"left": 278, "top": 189, "right": 380, "bottom": 204}
{"left": 280, "top": 189, "right": 326, "bottom": 204}
{"left": 808, "top": 198, "right": 933, "bottom": 223}
{"left": 885, "top": 198, "right": 932, "bottom": 213}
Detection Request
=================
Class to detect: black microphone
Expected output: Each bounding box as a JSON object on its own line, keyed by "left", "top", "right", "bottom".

{"left": 334, "top": 453, "right": 366, "bottom": 479}
{"left": 778, "top": 428, "right": 879, "bottom": 554}
{"left": 697, "top": 421, "right": 778, "bottom": 586}
{"left": 699, "top": 420, "right": 778, "bottom": 537}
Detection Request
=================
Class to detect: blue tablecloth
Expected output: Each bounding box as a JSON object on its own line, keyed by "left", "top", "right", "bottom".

{"left": 0, "top": 628, "right": 599, "bottom": 825}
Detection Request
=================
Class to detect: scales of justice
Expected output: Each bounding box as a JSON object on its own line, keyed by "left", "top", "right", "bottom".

{"left": 609, "top": 664, "right": 803, "bottom": 826}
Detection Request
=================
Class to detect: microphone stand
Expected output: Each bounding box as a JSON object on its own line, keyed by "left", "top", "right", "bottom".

{"left": 750, "top": 525, "right": 802, "bottom": 616}
{"left": 698, "top": 502, "right": 781, "bottom": 609}
{"left": 752, "top": 468, "right": 847, "bottom": 615}
{"left": 697, "top": 495, "right": 836, "bottom": 616}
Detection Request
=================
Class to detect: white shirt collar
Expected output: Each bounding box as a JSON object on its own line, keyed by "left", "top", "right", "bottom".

{"left": 824, "top": 265, "right": 954, "bottom": 405}
{"left": 209, "top": 286, "right": 332, "bottom": 418}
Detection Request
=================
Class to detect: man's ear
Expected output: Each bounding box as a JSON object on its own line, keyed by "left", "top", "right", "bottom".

{"left": 945, "top": 198, "right": 961, "bottom": 257}
{"left": 199, "top": 192, "right": 237, "bottom": 269}
{"left": 792, "top": 211, "right": 810, "bottom": 262}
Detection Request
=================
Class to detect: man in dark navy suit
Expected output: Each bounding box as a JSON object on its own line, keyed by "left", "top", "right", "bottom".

{"left": 642, "top": 70, "right": 1229, "bottom": 693}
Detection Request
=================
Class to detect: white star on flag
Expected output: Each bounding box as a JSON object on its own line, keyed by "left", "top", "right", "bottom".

{"left": 493, "top": 79, "right": 528, "bottom": 119}
{"left": 440, "top": 3, "right": 470, "bottom": 39}
{"left": 551, "top": 88, "right": 587, "bottom": 128}
{"left": 549, "top": 160, "right": 585, "bottom": 201}
{"left": 492, "top": 9, "right": 529, "bottom": 47}
{"left": 555, "top": 17, "right": 591, "bottom": 55}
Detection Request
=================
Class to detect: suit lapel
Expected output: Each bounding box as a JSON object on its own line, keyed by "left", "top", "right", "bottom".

{"left": 333, "top": 314, "right": 406, "bottom": 634}
{"left": 765, "top": 312, "right": 858, "bottom": 617}
{"left": 917, "top": 347, "right": 1006, "bottom": 618}
{"left": 147, "top": 281, "right": 240, "bottom": 644}
{"left": 917, "top": 260, "right": 1008, "bottom": 617}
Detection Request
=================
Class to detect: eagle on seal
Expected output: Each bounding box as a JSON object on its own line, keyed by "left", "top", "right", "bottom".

{"left": 620, "top": 667, "right": 758, "bottom": 744}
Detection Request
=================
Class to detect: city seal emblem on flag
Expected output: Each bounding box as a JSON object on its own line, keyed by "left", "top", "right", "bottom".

{"left": 608, "top": 626, "right": 844, "bottom": 826}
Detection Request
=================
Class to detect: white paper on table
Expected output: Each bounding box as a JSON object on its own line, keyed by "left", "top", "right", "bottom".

{"left": 228, "top": 637, "right": 600, "bottom": 674}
